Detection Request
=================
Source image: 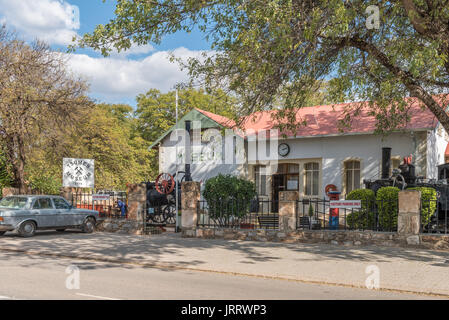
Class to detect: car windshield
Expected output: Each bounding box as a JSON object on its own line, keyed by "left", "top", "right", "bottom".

{"left": 0, "top": 196, "right": 29, "bottom": 209}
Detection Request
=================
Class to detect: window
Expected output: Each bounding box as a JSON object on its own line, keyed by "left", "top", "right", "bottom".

{"left": 304, "top": 162, "right": 319, "bottom": 196}
{"left": 0, "top": 197, "right": 28, "bottom": 209}
{"left": 345, "top": 160, "right": 361, "bottom": 194}
{"left": 254, "top": 165, "right": 267, "bottom": 196}
{"left": 33, "top": 198, "right": 53, "bottom": 209}
{"left": 53, "top": 198, "right": 70, "bottom": 210}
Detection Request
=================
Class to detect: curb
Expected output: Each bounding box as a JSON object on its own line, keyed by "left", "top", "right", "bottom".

{"left": 1, "top": 246, "right": 448, "bottom": 299}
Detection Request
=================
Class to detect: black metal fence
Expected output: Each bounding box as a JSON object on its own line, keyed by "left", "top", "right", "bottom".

{"left": 69, "top": 189, "right": 128, "bottom": 219}
{"left": 295, "top": 198, "right": 399, "bottom": 232}
{"left": 420, "top": 198, "right": 448, "bottom": 234}
{"left": 197, "top": 199, "right": 279, "bottom": 229}
{"left": 196, "top": 197, "right": 400, "bottom": 232}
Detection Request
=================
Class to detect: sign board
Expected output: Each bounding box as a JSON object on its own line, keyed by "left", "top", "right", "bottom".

{"left": 330, "top": 200, "right": 362, "bottom": 209}
{"left": 92, "top": 194, "right": 110, "bottom": 201}
{"left": 63, "top": 158, "right": 95, "bottom": 188}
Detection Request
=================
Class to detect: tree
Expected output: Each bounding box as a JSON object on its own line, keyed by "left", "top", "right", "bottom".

{"left": 135, "top": 87, "right": 237, "bottom": 144}
{"left": 0, "top": 26, "right": 91, "bottom": 192}
{"left": 76, "top": 0, "right": 449, "bottom": 134}
{"left": 28, "top": 103, "right": 154, "bottom": 190}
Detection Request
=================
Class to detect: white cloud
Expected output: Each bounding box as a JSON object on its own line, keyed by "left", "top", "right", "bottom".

{"left": 108, "top": 43, "right": 155, "bottom": 59}
{"left": 0, "top": 0, "right": 79, "bottom": 45}
{"left": 66, "top": 47, "right": 211, "bottom": 103}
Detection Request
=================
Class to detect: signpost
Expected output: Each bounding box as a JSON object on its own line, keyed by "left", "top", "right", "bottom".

{"left": 63, "top": 158, "right": 95, "bottom": 188}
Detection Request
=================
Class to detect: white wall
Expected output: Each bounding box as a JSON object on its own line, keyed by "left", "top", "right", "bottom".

{"left": 158, "top": 129, "right": 429, "bottom": 195}
{"left": 276, "top": 132, "right": 425, "bottom": 194}
{"left": 427, "top": 124, "right": 448, "bottom": 179}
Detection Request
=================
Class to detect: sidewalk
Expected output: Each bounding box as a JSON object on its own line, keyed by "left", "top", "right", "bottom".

{"left": 1, "top": 231, "right": 449, "bottom": 296}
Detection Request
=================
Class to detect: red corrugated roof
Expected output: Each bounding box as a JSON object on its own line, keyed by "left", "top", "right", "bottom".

{"left": 196, "top": 95, "right": 449, "bottom": 138}
{"left": 195, "top": 108, "right": 236, "bottom": 128}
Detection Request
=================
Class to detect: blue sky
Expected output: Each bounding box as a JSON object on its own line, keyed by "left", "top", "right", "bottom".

{"left": 0, "top": 0, "right": 211, "bottom": 106}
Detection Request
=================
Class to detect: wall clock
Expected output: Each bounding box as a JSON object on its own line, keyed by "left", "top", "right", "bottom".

{"left": 278, "top": 143, "right": 290, "bottom": 157}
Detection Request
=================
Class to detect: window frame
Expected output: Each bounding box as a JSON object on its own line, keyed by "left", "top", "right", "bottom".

{"left": 304, "top": 162, "right": 320, "bottom": 197}
{"left": 254, "top": 165, "right": 268, "bottom": 196}
{"left": 343, "top": 159, "right": 362, "bottom": 195}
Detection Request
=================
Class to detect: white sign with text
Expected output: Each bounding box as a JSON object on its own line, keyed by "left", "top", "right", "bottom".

{"left": 63, "top": 158, "right": 95, "bottom": 188}
{"left": 92, "top": 194, "right": 110, "bottom": 201}
{"left": 330, "top": 200, "right": 362, "bottom": 209}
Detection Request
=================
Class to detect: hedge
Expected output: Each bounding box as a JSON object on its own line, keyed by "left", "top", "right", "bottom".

{"left": 203, "top": 174, "right": 257, "bottom": 218}
{"left": 376, "top": 186, "right": 400, "bottom": 231}
{"left": 346, "top": 189, "right": 376, "bottom": 230}
{"left": 408, "top": 186, "right": 437, "bottom": 226}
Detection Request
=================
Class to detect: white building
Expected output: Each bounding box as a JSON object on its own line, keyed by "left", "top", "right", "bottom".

{"left": 150, "top": 97, "right": 449, "bottom": 204}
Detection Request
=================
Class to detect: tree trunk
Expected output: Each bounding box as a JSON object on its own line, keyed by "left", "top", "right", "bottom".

{"left": 6, "top": 134, "right": 28, "bottom": 193}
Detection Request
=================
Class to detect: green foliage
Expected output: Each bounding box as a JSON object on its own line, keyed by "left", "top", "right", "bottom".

{"left": 308, "top": 204, "right": 314, "bottom": 217}
{"left": 376, "top": 187, "right": 400, "bottom": 231}
{"left": 135, "top": 88, "right": 238, "bottom": 144}
{"left": 408, "top": 187, "right": 437, "bottom": 226}
{"left": 26, "top": 103, "right": 153, "bottom": 191}
{"left": 26, "top": 169, "right": 60, "bottom": 195}
{"left": 203, "top": 174, "right": 257, "bottom": 218}
{"left": 346, "top": 189, "right": 376, "bottom": 230}
{"left": 75, "top": 1, "right": 449, "bottom": 134}
{"left": 0, "top": 152, "right": 12, "bottom": 197}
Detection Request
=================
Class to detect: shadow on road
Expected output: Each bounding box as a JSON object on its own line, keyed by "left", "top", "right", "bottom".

{"left": 1, "top": 230, "right": 449, "bottom": 271}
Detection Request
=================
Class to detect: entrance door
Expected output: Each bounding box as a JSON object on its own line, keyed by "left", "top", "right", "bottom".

{"left": 272, "top": 174, "right": 285, "bottom": 213}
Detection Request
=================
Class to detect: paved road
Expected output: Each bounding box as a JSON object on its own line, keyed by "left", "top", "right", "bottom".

{"left": 0, "top": 251, "right": 441, "bottom": 300}
{"left": 2, "top": 231, "right": 449, "bottom": 296}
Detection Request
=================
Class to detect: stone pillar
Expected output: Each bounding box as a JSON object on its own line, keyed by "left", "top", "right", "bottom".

{"left": 181, "top": 181, "right": 200, "bottom": 232}
{"left": 398, "top": 190, "right": 421, "bottom": 245}
{"left": 60, "top": 187, "right": 73, "bottom": 202}
{"left": 127, "top": 183, "right": 147, "bottom": 221}
{"left": 279, "top": 191, "right": 298, "bottom": 232}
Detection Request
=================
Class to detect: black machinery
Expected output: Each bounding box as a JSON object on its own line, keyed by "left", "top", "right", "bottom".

{"left": 364, "top": 147, "right": 449, "bottom": 232}
{"left": 145, "top": 171, "right": 185, "bottom": 225}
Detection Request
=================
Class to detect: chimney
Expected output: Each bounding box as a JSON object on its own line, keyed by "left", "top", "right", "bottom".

{"left": 381, "top": 147, "right": 391, "bottom": 179}
{"left": 184, "top": 120, "right": 192, "bottom": 181}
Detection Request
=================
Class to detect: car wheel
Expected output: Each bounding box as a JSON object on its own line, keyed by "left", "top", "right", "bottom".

{"left": 0, "top": 231, "right": 6, "bottom": 236}
{"left": 18, "top": 221, "right": 36, "bottom": 238}
{"left": 56, "top": 229, "right": 66, "bottom": 232}
{"left": 81, "top": 217, "right": 95, "bottom": 233}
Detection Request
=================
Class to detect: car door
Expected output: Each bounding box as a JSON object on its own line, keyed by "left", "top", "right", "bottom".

{"left": 52, "top": 197, "right": 74, "bottom": 227}
{"left": 33, "top": 198, "right": 58, "bottom": 227}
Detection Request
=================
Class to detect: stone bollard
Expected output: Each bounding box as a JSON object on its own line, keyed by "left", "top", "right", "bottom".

{"left": 181, "top": 181, "right": 201, "bottom": 236}
{"left": 127, "top": 183, "right": 147, "bottom": 221}
{"left": 279, "top": 191, "right": 298, "bottom": 232}
{"left": 397, "top": 190, "right": 421, "bottom": 245}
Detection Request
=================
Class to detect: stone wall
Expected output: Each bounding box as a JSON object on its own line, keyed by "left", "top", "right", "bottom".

{"left": 96, "top": 218, "right": 144, "bottom": 235}
{"left": 183, "top": 227, "right": 449, "bottom": 250}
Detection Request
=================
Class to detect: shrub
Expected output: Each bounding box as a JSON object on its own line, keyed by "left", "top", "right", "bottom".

{"left": 346, "top": 189, "right": 376, "bottom": 229}
{"left": 376, "top": 186, "right": 400, "bottom": 231}
{"left": 308, "top": 204, "right": 314, "bottom": 217}
{"left": 408, "top": 187, "right": 437, "bottom": 226}
{"left": 203, "top": 174, "right": 257, "bottom": 218}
